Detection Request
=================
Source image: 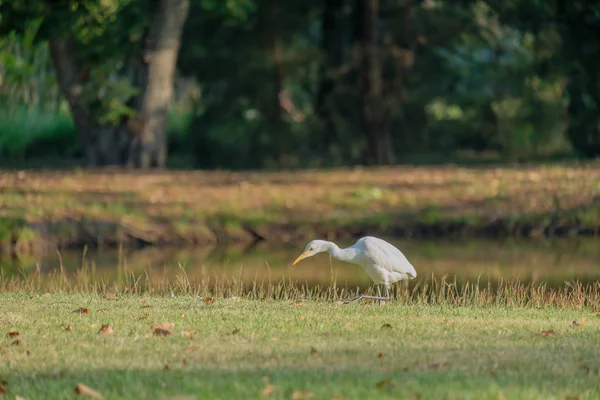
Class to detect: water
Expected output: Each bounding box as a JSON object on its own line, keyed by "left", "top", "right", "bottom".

{"left": 2, "top": 238, "right": 599, "bottom": 290}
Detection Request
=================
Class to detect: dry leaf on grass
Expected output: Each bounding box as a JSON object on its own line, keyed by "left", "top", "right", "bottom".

{"left": 182, "top": 329, "right": 197, "bottom": 338}
{"left": 310, "top": 347, "right": 318, "bottom": 355}
{"left": 11, "top": 339, "right": 26, "bottom": 346}
{"left": 377, "top": 352, "right": 384, "bottom": 358}
{"left": 572, "top": 318, "right": 587, "bottom": 327}
{"left": 231, "top": 328, "right": 240, "bottom": 335}
{"left": 261, "top": 384, "right": 276, "bottom": 396}
{"left": 0, "top": 380, "right": 7, "bottom": 394}
{"left": 427, "top": 362, "right": 448, "bottom": 370}
{"left": 153, "top": 322, "right": 175, "bottom": 330}
{"left": 376, "top": 380, "right": 392, "bottom": 388}
{"left": 164, "top": 364, "right": 170, "bottom": 370}
{"left": 74, "top": 307, "right": 89, "bottom": 314}
{"left": 443, "top": 319, "right": 453, "bottom": 325}
{"left": 184, "top": 346, "right": 200, "bottom": 353}
{"left": 98, "top": 325, "right": 113, "bottom": 335}
{"left": 6, "top": 329, "right": 19, "bottom": 338}
{"left": 75, "top": 383, "right": 102, "bottom": 398}
{"left": 65, "top": 324, "right": 73, "bottom": 332}
{"left": 381, "top": 323, "right": 392, "bottom": 329}
{"left": 204, "top": 297, "right": 214, "bottom": 304}
{"left": 291, "top": 390, "right": 313, "bottom": 399}
{"left": 153, "top": 328, "right": 171, "bottom": 337}
{"left": 541, "top": 329, "right": 555, "bottom": 337}
{"left": 141, "top": 304, "right": 152, "bottom": 309}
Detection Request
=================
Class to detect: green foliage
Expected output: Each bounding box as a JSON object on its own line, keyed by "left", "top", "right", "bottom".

{"left": 2, "top": 0, "right": 600, "bottom": 167}
{"left": 0, "top": 107, "right": 79, "bottom": 159}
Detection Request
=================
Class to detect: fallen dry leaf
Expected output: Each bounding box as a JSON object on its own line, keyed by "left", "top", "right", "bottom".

{"left": 179, "top": 313, "right": 185, "bottom": 318}
{"left": 231, "top": 328, "right": 240, "bottom": 335}
{"left": 11, "top": 339, "right": 26, "bottom": 346}
{"left": 377, "top": 352, "right": 384, "bottom": 358}
{"left": 541, "top": 329, "right": 556, "bottom": 337}
{"left": 65, "top": 324, "right": 73, "bottom": 332}
{"left": 141, "top": 304, "right": 152, "bottom": 309}
{"left": 6, "top": 329, "right": 19, "bottom": 338}
{"left": 204, "top": 297, "right": 214, "bottom": 304}
{"left": 164, "top": 364, "right": 170, "bottom": 370}
{"left": 74, "top": 307, "right": 88, "bottom": 314}
{"left": 443, "top": 319, "right": 452, "bottom": 325}
{"left": 381, "top": 323, "right": 392, "bottom": 329}
{"left": 572, "top": 318, "right": 587, "bottom": 327}
{"left": 376, "top": 380, "right": 392, "bottom": 388}
{"left": 261, "top": 384, "right": 276, "bottom": 396}
{"left": 0, "top": 380, "right": 6, "bottom": 394}
{"left": 98, "top": 325, "right": 113, "bottom": 336}
{"left": 427, "top": 362, "right": 448, "bottom": 370}
{"left": 291, "top": 390, "right": 313, "bottom": 399}
{"left": 183, "top": 329, "right": 197, "bottom": 337}
{"left": 153, "top": 322, "right": 175, "bottom": 331}
{"left": 153, "top": 328, "right": 171, "bottom": 337}
{"left": 75, "top": 383, "right": 102, "bottom": 398}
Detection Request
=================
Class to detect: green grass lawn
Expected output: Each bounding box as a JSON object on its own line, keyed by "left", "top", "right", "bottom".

{"left": 1, "top": 294, "right": 598, "bottom": 400}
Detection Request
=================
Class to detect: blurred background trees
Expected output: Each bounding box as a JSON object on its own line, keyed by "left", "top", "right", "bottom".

{"left": 0, "top": 0, "right": 599, "bottom": 168}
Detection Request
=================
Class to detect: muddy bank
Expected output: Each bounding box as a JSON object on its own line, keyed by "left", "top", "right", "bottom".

{"left": 1, "top": 209, "right": 599, "bottom": 257}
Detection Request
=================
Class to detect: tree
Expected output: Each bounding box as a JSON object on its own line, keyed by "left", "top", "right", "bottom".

{"left": 1, "top": 0, "right": 189, "bottom": 167}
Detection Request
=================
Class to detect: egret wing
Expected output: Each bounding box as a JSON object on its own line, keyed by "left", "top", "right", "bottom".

{"left": 360, "top": 237, "right": 417, "bottom": 278}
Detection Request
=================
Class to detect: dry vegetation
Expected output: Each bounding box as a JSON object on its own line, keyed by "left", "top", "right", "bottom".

{"left": 1, "top": 163, "right": 600, "bottom": 249}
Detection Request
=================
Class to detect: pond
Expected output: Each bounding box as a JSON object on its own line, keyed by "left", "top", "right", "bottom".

{"left": 2, "top": 238, "right": 599, "bottom": 291}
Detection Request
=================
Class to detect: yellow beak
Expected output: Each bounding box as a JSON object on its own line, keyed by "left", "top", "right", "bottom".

{"left": 293, "top": 251, "right": 310, "bottom": 265}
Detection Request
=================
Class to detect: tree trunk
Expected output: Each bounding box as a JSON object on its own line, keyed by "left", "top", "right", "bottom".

{"left": 359, "top": 0, "right": 394, "bottom": 165}
{"left": 316, "top": 0, "right": 345, "bottom": 158}
{"left": 49, "top": 38, "right": 133, "bottom": 166}
{"left": 48, "top": 0, "right": 189, "bottom": 168}
{"left": 271, "top": 35, "right": 286, "bottom": 167}
{"left": 129, "top": 0, "right": 190, "bottom": 168}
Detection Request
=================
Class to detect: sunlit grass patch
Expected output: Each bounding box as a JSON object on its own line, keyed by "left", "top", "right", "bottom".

{"left": 0, "top": 292, "right": 598, "bottom": 399}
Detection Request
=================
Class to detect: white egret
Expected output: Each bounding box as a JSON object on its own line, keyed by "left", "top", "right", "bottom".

{"left": 293, "top": 236, "right": 417, "bottom": 303}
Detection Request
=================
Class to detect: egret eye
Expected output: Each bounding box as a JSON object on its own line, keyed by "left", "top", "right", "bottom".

{"left": 309, "top": 248, "right": 313, "bottom": 251}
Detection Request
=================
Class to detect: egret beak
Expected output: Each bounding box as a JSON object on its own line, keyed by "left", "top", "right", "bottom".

{"left": 293, "top": 251, "right": 310, "bottom": 265}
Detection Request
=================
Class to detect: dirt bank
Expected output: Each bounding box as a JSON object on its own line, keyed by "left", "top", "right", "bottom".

{"left": 1, "top": 164, "right": 599, "bottom": 255}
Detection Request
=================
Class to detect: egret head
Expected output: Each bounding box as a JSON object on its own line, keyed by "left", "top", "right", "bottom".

{"left": 293, "top": 240, "right": 330, "bottom": 265}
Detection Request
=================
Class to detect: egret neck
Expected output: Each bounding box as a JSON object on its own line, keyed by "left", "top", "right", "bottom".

{"left": 323, "top": 242, "right": 360, "bottom": 264}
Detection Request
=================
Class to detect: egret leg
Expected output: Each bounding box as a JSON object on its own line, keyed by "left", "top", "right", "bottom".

{"left": 343, "top": 285, "right": 390, "bottom": 305}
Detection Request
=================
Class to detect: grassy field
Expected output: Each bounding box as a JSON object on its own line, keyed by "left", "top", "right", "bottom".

{"left": 0, "top": 292, "right": 598, "bottom": 400}
{"left": 2, "top": 163, "right": 600, "bottom": 249}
